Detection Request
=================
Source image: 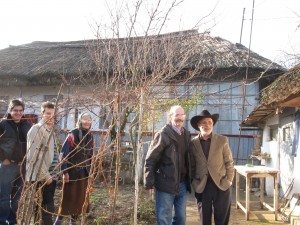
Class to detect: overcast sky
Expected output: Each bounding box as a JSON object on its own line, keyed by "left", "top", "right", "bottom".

{"left": 0, "top": 0, "right": 299, "bottom": 67}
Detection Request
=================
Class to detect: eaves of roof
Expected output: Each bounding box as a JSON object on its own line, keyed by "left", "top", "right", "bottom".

{"left": 241, "top": 104, "right": 276, "bottom": 128}
{"left": 242, "top": 64, "right": 300, "bottom": 127}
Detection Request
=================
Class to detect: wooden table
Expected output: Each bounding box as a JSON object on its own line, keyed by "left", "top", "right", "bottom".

{"left": 234, "top": 165, "right": 280, "bottom": 220}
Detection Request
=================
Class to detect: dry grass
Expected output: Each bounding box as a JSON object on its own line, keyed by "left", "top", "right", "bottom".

{"left": 53, "top": 181, "right": 155, "bottom": 225}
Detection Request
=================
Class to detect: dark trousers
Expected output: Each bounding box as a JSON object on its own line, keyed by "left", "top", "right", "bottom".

{"left": 35, "top": 180, "right": 56, "bottom": 225}
{"left": 195, "top": 179, "right": 231, "bottom": 225}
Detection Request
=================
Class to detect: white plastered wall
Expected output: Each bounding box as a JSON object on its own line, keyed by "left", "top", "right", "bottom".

{"left": 262, "top": 109, "right": 300, "bottom": 200}
{"left": 0, "top": 85, "right": 101, "bottom": 131}
{"left": 261, "top": 115, "right": 280, "bottom": 196}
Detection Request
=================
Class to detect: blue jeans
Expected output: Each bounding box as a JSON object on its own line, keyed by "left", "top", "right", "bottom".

{"left": 0, "top": 163, "right": 24, "bottom": 225}
{"left": 155, "top": 181, "right": 187, "bottom": 225}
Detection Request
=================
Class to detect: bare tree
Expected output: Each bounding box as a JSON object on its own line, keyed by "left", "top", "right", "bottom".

{"left": 82, "top": 1, "right": 208, "bottom": 224}
{"left": 17, "top": 1, "right": 207, "bottom": 224}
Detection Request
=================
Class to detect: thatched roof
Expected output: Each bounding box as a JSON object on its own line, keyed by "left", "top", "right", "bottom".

{"left": 0, "top": 30, "right": 285, "bottom": 86}
{"left": 260, "top": 63, "right": 300, "bottom": 106}
{"left": 242, "top": 63, "right": 300, "bottom": 127}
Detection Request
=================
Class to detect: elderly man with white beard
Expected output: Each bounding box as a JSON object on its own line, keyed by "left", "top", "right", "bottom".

{"left": 190, "top": 110, "right": 234, "bottom": 225}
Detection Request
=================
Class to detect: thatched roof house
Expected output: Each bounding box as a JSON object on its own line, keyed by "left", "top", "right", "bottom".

{"left": 260, "top": 63, "right": 300, "bottom": 107}
{"left": 0, "top": 30, "right": 285, "bottom": 87}
{"left": 242, "top": 63, "right": 300, "bottom": 127}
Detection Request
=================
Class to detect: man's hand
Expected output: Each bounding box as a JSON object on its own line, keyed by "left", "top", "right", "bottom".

{"left": 44, "top": 175, "right": 53, "bottom": 185}
{"left": 63, "top": 173, "right": 70, "bottom": 183}
{"left": 2, "top": 159, "right": 11, "bottom": 165}
{"left": 146, "top": 188, "right": 154, "bottom": 201}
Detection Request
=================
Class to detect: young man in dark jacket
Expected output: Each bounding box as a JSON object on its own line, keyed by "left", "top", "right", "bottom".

{"left": 0, "top": 99, "right": 31, "bottom": 225}
{"left": 144, "top": 105, "right": 191, "bottom": 225}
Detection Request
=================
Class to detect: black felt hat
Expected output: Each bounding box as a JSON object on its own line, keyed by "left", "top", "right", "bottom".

{"left": 190, "top": 110, "right": 219, "bottom": 131}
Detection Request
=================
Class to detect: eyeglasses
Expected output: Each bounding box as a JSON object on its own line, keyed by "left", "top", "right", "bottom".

{"left": 12, "top": 109, "right": 24, "bottom": 113}
{"left": 199, "top": 121, "right": 213, "bottom": 126}
{"left": 174, "top": 113, "right": 185, "bottom": 117}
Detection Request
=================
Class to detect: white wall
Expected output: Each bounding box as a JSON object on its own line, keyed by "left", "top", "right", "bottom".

{"left": 291, "top": 108, "right": 300, "bottom": 213}
{"left": 290, "top": 108, "right": 300, "bottom": 216}
{"left": 262, "top": 109, "right": 300, "bottom": 199}
{"left": 261, "top": 115, "right": 280, "bottom": 196}
{"left": 0, "top": 85, "right": 101, "bottom": 131}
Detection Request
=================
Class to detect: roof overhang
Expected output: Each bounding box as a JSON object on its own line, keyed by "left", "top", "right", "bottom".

{"left": 242, "top": 64, "right": 300, "bottom": 128}
{"left": 241, "top": 104, "right": 276, "bottom": 128}
{"left": 278, "top": 93, "right": 300, "bottom": 107}
{"left": 242, "top": 93, "right": 300, "bottom": 128}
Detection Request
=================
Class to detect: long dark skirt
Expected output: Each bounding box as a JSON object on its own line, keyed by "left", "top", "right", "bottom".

{"left": 58, "top": 173, "right": 89, "bottom": 216}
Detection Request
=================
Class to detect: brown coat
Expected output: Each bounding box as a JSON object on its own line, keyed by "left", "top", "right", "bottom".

{"left": 190, "top": 133, "right": 234, "bottom": 193}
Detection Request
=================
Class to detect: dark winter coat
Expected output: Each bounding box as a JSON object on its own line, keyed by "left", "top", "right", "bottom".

{"left": 61, "top": 128, "right": 94, "bottom": 180}
{"left": 144, "top": 124, "right": 191, "bottom": 195}
{"left": 0, "top": 114, "right": 31, "bottom": 162}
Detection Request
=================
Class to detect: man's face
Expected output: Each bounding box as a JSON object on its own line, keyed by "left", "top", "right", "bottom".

{"left": 170, "top": 107, "right": 186, "bottom": 129}
{"left": 10, "top": 105, "right": 24, "bottom": 123}
{"left": 41, "top": 108, "right": 55, "bottom": 127}
{"left": 197, "top": 117, "right": 213, "bottom": 136}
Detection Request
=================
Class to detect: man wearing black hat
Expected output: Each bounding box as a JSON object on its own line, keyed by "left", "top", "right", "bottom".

{"left": 144, "top": 105, "right": 191, "bottom": 225}
{"left": 190, "top": 110, "right": 234, "bottom": 225}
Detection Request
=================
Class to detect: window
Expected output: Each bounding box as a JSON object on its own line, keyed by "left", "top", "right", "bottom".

{"left": 269, "top": 125, "right": 278, "bottom": 141}
{"left": 43, "top": 95, "right": 63, "bottom": 103}
{"left": 0, "top": 96, "right": 9, "bottom": 115}
{"left": 283, "top": 127, "right": 291, "bottom": 142}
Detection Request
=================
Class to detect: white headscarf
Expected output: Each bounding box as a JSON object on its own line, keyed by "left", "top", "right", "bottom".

{"left": 76, "top": 112, "right": 92, "bottom": 130}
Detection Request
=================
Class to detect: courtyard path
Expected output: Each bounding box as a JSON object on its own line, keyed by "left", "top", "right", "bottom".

{"left": 186, "top": 188, "right": 290, "bottom": 225}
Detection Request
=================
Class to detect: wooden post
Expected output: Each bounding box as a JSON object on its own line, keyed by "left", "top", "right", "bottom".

{"left": 274, "top": 174, "right": 278, "bottom": 220}
{"left": 236, "top": 171, "right": 240, "bottom": 209}
{"left": 246, "top": 174, "right": 251, "bottom": 220}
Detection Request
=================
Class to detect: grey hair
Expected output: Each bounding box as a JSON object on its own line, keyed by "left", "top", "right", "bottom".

{"left": 167, "top": 105, "right": 183, "bottom": 123}
{"left": 76, "top": 112, "right": 92, "bottom": 129}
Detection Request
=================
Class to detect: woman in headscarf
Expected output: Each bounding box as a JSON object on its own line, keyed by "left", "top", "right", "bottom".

{"left": 54, "top": 112, "right": 94, "bottom": 225}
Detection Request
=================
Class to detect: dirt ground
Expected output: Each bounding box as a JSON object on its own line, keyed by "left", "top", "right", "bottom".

{"left": 53, "top": 182, "right": 290, "bottom": 225}
{"left": 186, "top": 193, "right": 289, "bottom": 225}
{"left": 186, "top": 188, "right": 290, "bottom": 225}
